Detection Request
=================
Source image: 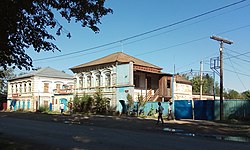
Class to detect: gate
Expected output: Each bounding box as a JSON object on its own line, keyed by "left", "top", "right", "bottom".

{"left": 194, "top": 100, "right": 214, "bottom": 120}
{"left": 174, "top": 100, "right": 193, "bottom": 119}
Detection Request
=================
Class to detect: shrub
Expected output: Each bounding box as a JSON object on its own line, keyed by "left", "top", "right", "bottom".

{"left": 39, "top": 106, "right": 49, "bottom": 112}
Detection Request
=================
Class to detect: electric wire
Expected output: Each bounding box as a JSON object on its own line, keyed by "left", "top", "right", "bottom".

{"left": 225, "top": 51, "right": 247, "bottom": 90}
{"left": 33, "top": 0, "right": 247, "bottom": 61}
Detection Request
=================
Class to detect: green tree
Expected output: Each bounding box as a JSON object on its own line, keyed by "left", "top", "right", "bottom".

{"left": 0, "top": 68, "right": 16, "bottom": 94}
{"left": 241, "top": 90, "right": 250, "bottom": 100}
{"left": 0, "top": 0, "right": 112, "bottom": 70}
{"left": 224, "top": 89, "right": 241, "bottom": 99}
{"left": 137, "top": 94, "right": 146, "bottom": 116}
{"left": 94, "top": 89, "right": 109, "bottom": 114}
{"left": 126, "top": 93, "right": 134, "bottom": 114}
{"left": 190, "top": 74, "right": 216, "bottom": 95}
{"left": 73, "top": 94, "right": 94, "bottom": 113}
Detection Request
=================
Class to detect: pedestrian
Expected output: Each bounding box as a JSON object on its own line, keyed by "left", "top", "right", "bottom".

{"left": 156, "top": 102, "right": 164, "bottom": 124}
{"left": 60, "top": 102, "right": 64, "bottom": 114}
{"left": 68, "top": 102, "right": 73, "bottom": 115}
{"left": 167, "top": 101, "right": 175, "bottom": 120}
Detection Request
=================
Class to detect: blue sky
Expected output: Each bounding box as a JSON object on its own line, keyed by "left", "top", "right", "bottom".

{"left": 19, "top": 0, "right": 250, "bottom": 92}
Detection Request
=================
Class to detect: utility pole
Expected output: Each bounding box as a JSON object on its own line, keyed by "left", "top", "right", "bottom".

{"left": 200, "top": 61, "right": 203, "bottom": 100}
{"left": 210, "top": 36, "right": 233, "bottom": 120}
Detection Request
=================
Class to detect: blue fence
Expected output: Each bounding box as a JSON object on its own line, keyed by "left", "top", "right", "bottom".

{"left": 133, "top": 102, "right": 169, "bottom": 116}
{"left": 194, "top": 100, "right": 214, "bottom": 120}
{"left": 136, "top": 100, "right": 250, "bottom": 120}
{"left": 174, "top": 100, "right": 193, "bottom": 119}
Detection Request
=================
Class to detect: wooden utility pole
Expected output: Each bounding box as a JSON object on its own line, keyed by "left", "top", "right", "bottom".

{"left": 200, "top": 61, "right": 203, "bottom": 100}
{"left": 210, "top": 36, "right": 233, "bottom": 120}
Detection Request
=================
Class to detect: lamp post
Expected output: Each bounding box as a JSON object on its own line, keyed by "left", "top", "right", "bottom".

{"left": 210, "top": 36, "right": 233, "bottom": 120}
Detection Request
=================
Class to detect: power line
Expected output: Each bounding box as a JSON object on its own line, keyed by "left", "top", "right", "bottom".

{"left": 224, "top": 48, "right": 250, "bottom": 63}
{"left": 33, "top": 0, "right": 247, "bottom": 61}
{"left": 225, "top": 56, "right": 250, "bottom": 72}
{"left": 225, "top": 51, "right": 247, "bottom": 90}
{"left": 224, "top": 68, "right": 250, "bottom": 77}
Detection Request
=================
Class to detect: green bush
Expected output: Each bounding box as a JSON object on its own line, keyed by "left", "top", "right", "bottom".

{"left": 39, "top": 106, "right": 49, "bottom": 112}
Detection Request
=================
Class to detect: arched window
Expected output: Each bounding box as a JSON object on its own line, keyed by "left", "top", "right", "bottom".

{"left": 96, "top": 75, "right": 100, "bottom": 87}
{"left": 87, "top": 76, "right": 91, "bottom": 88}
{"left": 79, "top": 76, "right": 83, "bottom": 89}
{"left": 11, "top": 84, "right": 14, "bottom": 93}
{"left": 24, "top": 82, "right": 27, "bottom": 93}
{"left": 28, "top": 82, "right": 32, "bottom": 92}
{"left": 105, "top": 73, "right": 111, "bottom": 87}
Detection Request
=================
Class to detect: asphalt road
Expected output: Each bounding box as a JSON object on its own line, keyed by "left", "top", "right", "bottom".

{"left": 0, "top": 116, "right": 249, "bottom": 150}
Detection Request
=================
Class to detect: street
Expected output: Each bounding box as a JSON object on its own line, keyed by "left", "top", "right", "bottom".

{"left": 0, "top": 115, "right": 249, "bottom": 150}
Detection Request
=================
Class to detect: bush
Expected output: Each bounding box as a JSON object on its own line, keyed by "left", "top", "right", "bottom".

{"left": 39, "top": 106, "right": 49, "bottom": 112}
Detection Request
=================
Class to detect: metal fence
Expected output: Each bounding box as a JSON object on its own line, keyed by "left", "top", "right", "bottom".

{"left": 136, "top": 100, "right": 250, "bottom": 120}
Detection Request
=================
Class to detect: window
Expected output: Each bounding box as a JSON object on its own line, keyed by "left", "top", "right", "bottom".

{"left": 56, "top": 84, "right": 60, "bottom": 92}
{"left": 19, "top": 84, "right": 22, "bottom": 94}
{"left": 79, "top": 76, "right": 83, "bottom": 88}
{"left": 28, "top": 82, "right": 32, "bottom": 92}
{"left": 105, "top": 74, "right": 111, "bottom": 87}
{"left": 146, "top": 76, "right": 151, "bottom": 89}
{"left": 11, "top": 84, "right": 14, "bottom": 93}
{"left": 24, "top": 83, "right": 26, "bottom": 93}
{"left": 87, "top": 76, "right": 91, "bottom": 87}
{"left": 15, "top": 84, "right": 18, "bottom": 93}
{"left": 96, "top": 75, "right": 100, "bottom": 87}
{"left": 69, "top": 85, "right": 73, "bottom": 89}
{"left": 44, "top": 83, "right": 49, "bottom": 93}
{"left": 62, "top": 84, "right": 68, "bottom": 89}
{"left": 44, "top": 101, "right": 48, "bottom": 107}
{"left": 167, "top": 79, "right": 171, "bottom": 88}
{"left": 134, "top": 74, "right": 140, "bottom": 88}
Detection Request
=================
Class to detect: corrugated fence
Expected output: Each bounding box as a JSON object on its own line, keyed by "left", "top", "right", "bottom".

{"left": 135, "top": 100, "right": 250, "bottom": 120}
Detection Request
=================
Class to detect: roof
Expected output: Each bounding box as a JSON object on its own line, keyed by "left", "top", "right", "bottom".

{"left": 70, "top": 52, "right": 162, "bottom": 71}
{"left": 10, "top": 67, "right": 73, "bottom": 81}
{"left": 175, "top": 75, "right": 192, "bottom": 85}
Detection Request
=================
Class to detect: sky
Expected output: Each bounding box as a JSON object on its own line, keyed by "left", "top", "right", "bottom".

{"left": 17, "top": 0, "right": 250, "bottom": 92}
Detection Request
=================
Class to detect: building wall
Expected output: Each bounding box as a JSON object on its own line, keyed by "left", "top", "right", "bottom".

{"left": 7, "top": 76, "right": 73, "bottom": 111}
{"left": 174, "top": 82, "right": 192, "bottom": 100}
{"left": 116, "top": 62, "right": 134, "bottom": 112}
{"left": 74, "top": 64, "right": 118, "bottom": 109}
{"left": 53, "top": 94, "right": 73, "bottom": 112}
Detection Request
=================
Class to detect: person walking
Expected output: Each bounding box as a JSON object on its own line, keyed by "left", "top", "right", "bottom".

{"left": 167, "top": 101, "right": 175, "bottom": 120}
{"left": 68, "top": 102, "right": 73, "bottom": 115}
{"left": 60, "top": 102, "right": 64, "bottom": 114}
{"left": 156, "top": 102, "right": 164, "bottom": 124}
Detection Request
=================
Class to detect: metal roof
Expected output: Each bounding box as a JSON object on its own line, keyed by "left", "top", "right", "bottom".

{"left": 10, "top": 67, "right": 73, "bottom": 81}
{"left": 70, "top": 52, "right": 162, "bottom": 72}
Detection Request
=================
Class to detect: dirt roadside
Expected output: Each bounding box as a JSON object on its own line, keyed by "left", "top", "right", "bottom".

{"left": 1, "top": 111, "right": 249, "bottom": 137}
{"left": 0, "top": 111, "right": 249, "bottom": 149}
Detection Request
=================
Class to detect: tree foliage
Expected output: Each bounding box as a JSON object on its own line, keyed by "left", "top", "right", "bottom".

{"left": 241, "top": 90, "right": 250, "bottom": 100}
{"left": 0, "top": 0, "right": 112, "bottom": 70}
{"left": 73, "top": 94, "right": 94, "bottom": 113}
{"left": 0, "top": 68, "right": 16, "bottom": 94}
{"left": 126, "top": 93, "right": 134, "bottom": 113}
{"left": 224, "top": 89, "right": 242, "bottom": 100}
{"left": 94, "top": 90, "right": 110, "bottom": 114}
{"left": 190, "top": 74, "right": 218, "bottom": 95}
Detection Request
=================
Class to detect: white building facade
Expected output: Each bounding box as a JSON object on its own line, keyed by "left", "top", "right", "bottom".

{"left": 7, "top": 67, "right": 74, "bottom": 112}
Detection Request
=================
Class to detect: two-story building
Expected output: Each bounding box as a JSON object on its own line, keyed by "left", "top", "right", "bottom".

{"left": 70, "top": 52, "right": 173, "bottom": 113}
{"left": 7, "top": 67, "right": 74, "bottom": 111}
